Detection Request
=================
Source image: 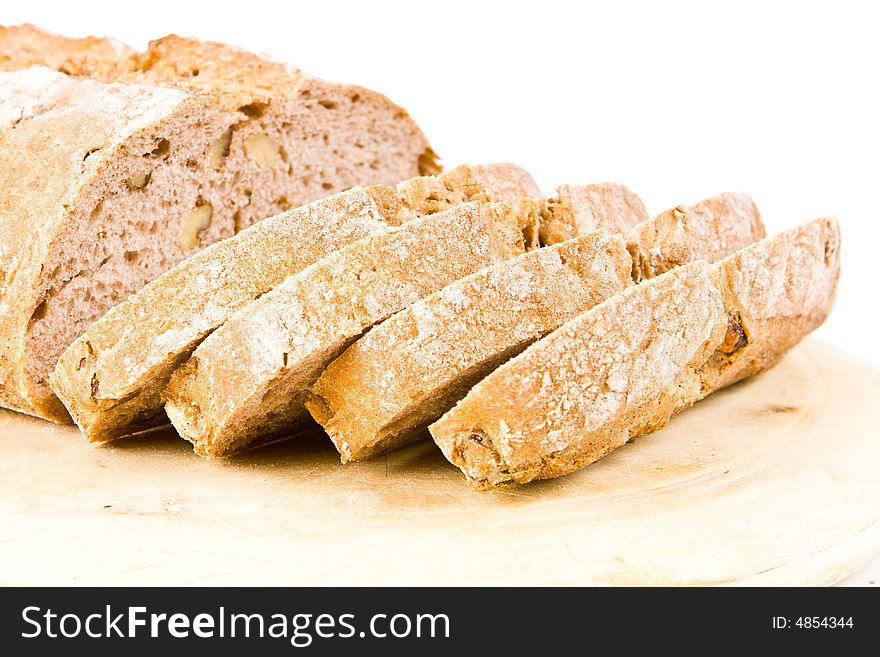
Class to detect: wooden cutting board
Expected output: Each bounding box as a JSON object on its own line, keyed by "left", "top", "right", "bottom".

{"left": 0, "top": 339, "right": 878, "bottom": 586}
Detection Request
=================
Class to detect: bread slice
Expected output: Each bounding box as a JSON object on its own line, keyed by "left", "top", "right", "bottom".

{"left": 0, "top": 26, "right": 437, "bottom": 422}
{"left": 538, "top": 183, "right": 648, "bottom": 245}
{"left": 163, "top": 201, "right": 530, "bottom": 457}
{"left": 50, "top": 165, "right": 536, "bottom": 441}
{"left": 307, "top": 190, "right": 764, "bottom": 462}
{"left": 430, "top": 218, "right": 840, "bottom": 489}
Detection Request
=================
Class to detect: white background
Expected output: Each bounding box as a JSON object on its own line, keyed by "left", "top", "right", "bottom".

{"left": 4, "top": 0, "right": 877, "bottom": 584}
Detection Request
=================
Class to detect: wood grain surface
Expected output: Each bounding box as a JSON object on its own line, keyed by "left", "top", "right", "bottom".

{"left": 0, "top": 339, "right": 877, "bottom": 586}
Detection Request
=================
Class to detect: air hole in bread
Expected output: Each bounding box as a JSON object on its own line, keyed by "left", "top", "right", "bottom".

{"left": 124, "top": 250, "right": 139, "bottom": 264}
{"left": 322, "top": 133, "right": 329, "bottom": 145}
{"left": 318, "top": 99, "right": 338, "bottom": 110}
{"left": 321, "top": 182, "right": 333, "bottom": 190}
{"left": 82, "top": 147, "right": 101, "bottom": 162}
{"left": 30, "top": 299, "right": 48, "bottom": 323}
{"left": 238, "top": 102, "right": 267, "bottom": 118}
{"left": 350, "top": 93, "right": 360, "bottom": 103}
{"left": 146, "top": 138, "right": 170, "bottom": 158}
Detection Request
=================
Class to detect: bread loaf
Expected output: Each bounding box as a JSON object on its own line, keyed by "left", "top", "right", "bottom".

{"left": 163, "top": 201, "right": 530, "bottom": 457}
{"left": 0, "top": 26, "right": 437, "bottom": 421}
{"left": 51, "top": 164, "right": 536, "bottom": 441}
{"left": 430, "top": 219, "right": 840, "bottom": 489}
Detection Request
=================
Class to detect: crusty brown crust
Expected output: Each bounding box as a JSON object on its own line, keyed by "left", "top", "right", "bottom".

{"left": 539, "top": 183, "right": 648, "bottom": 246}
{"left": 163, "top": 201, "right": 529, "bottom": 457}
{"left": 51, "top": 164, "right": 536, "bottom": 441}
{"left": 307, "top": 230, "right": 633, "bottom": 462}
{"left": 430, "top": 218, "right": 840, "bottom": 489}
{"left": 629, "top": 192, "right": 765, "bottom": 280}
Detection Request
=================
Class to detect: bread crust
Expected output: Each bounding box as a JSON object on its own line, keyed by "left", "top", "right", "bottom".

{"left": 430, "top": 219, "right": 840, "bottom": 489}
{"left": 308, "top": 231, "right": 633, "bottom": 461}
{"left": 163, "top": 201, "right": 529, "bottom": 457}
{"left": 51, "top": 165, "right": 536, "bottom": 440}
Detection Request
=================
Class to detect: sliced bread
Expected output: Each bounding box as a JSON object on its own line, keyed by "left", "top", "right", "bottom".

{"left": 429, "top": 218, "right": 840, "bottom": 489}
{"left": 51, "top": 164, "right": 536, "bottom": 441}
{"left": 307, "top": 190, "right": 764, "bottom": 462}
{"left": 163, "top": 201, "right": 530, "bottom": 457}
{"left": 307, "top": 231, "right": 634, "bottom": 462}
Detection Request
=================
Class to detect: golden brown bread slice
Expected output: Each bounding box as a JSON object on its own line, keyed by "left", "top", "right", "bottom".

{"left": 50, "top": 164, "right": 537, "bottom": 442}
{"left": 163, "top": 201, "right": 530, "bottom": 457}
{"left": 306, "top": 231, "right": 634, "bottom": 462}
{"left": 307, "top": 190, "right": 764, "bottom": 463}
{"left": 429, "top": 218, "right": 840, "bottom": 489}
